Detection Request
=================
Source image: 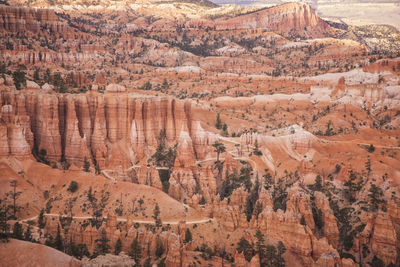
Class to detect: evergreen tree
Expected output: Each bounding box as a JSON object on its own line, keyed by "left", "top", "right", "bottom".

{"left": 158, "top": 258, "right": 166, "bottom": 267}
{"left": 368, "top": 184, "right": 384, "bottom": 211}
{"left": 44, "top": 68, "right": 51, "bottom": 83}
{"left": 253, "top": 139, "right": 262, "bottom": 156}
{"left": 38, "top": 208, "right": 46, "bottom": 228}
{"left": 34, "top": 68, "right": 40, "bottom": 82}
{"left": 55, "top": 225, "right": 64, "bottom": 251}
{"left": 129, "top": 238, "right": 142, "bottom": 264}
{"left": 8, "top": 180, "right": 21, "bottom": 220}
{"left": 263, "top": 170, "right": 273, "bottom": 190}
{"left": 367, "top": 144, "right": 375, "bottom": 153}
{"left": 83, "top": 157, "right": 90, "bottom": 172}
{"left": 114, "top": 237, "right": 122, "bottom": 255}
{"left": 236, "top": 237, "right": 254, "bottom": 262}
{"left": 24, "top": 225, "right": 32, "bottom": 241}
{"left": 184, "top": 228, "right": 192, "bottom": 243}
{"left": 12, "top": 71, "right": 26, "bottom": 90}
{"left": 71, "top": 243, "right": 90, "bottom": 259}
{"left": 215, "top": 113, "right": 222, "bottom": 129}
{"left": 254, "top": 202, "right": 263, "bottom": 220}
{"left": 153, "top": 203, "right": 162, "bottom": 228}
{"left": 93, "top": 229, "right": 110, "bottom": 257}
{"left": 12, "top": 222, "right": 23, "bottom": 240}
{"left": 265, "top": 245, "right": 277, "bottom": 266}
{"left": 95, "top": 163, "right": 101, "bottom": 175}
{"left": 276, "top": 241, "right": 286, "bottom": 267}
{"left": 221, "top": 123, "right": 228, "bottom": 137}
{"left": 344, "top": 171, "right": 363, "bottom": 203}
{"left": 143, "top": 258, "right": 151, "bottom": 267}
{"left": 308, "top": 175, "right": 323, "bottom": 192}
{"left": 199, "top": 195, "right": 206, "bottom": 205}
{"left": 0, "top": 199, "right": 10, "bottom": 241}
{"left": 245, "top": 177, "right": 260, "bottom": 221}
{"left": 155, "top": 238, "right": 164, "bottom": 258}
{"left": 255, "top": 230, "right": 266, "bottom": 265}
{"left": 212, "top": 141, "right": 226, "bottom": 162}
{"left": 365, "top": 156, "right": 371, "bottom": 177}
{"left": 161, "top": 78, "right": 169, "bottom": 90}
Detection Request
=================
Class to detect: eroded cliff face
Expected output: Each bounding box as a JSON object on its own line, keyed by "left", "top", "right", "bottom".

{"left": 0, "top": 5, "right": 67, "bottom": 33}
{"left": 216, "top": 2, "right": 334, "bottom": 38}
{"left": 0, "top": 91, "right": 212, "bottom": 168}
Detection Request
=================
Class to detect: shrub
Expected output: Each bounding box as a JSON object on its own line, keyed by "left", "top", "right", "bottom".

{"left": 67, "top": 181, "right": 78, "bottom": 193}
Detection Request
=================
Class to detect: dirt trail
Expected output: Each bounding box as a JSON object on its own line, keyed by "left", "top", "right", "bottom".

{"left": 21, "top": 214, "right": 214, "bottom": 225}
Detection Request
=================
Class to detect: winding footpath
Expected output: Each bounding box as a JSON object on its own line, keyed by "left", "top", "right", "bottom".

{"left": 21, "top": 213, "right": 214, "bottom": 225}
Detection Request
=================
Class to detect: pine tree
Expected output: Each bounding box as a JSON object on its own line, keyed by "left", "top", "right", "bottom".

{"left": 368, "top": 184, "right": 384, "bottom": 212}
{"left": 95, "top": 163, "right": 101, "bottom": 175}
{"left": 263, "top": 170, "right": 273, "bottom": 190}
{"left": 237, "top": 237, "right": 254, "bottom": 262}
{"left": 276, "top": 241, "right": 286, "bottom": 267}
{"left": 8, "top": 180, "right": 21, "bottom": 219}
{"left": 308, "top": 175, "right": 322, "bottom": 192}
{"left": 199, "top": 195, "right": 206, "bottom": 205}
{"left": 155, "top": 238, "right": 164, "bottom": 258}
{"left": 143, "top": 258, "right": 151, "bottom": 267}
{"left": 129, "top": 238, "right": 142, "bottom": 264}
{"left": 184, "top": 228, "right": 192, "bottom": 243}
{"left": 0, "top": 199, "right": 10, "bottom": 241}
{"left": 215, "top": 113, "right": 222, "bottom": 129}
{"left": 55, "top": 225, "right": 64, "bottom": 251}
{"left": 83, "top": 157, "right": 90, "bottom": 172}
{"left": 212, "top": 141, "right": 226, "bottom": 162}
{"left": 38, "top": 208, "right": 46, "bottom": 228}
{"left": 34, "top": 68, "right": 40, "bottom": 82}
{"left": 24, "top": 225, "right": 32, "bottom": 241}
{"left": 255, "top": 230, "right": 266, "bottom": 265}
{"left": 114, "top": 237, "right": 122, "bottom": 255}
{"left": 153, "top": 203, "right": 162, "bottom": 228}
{"left": 344, "top": 171, "right": 363, "bottom": 203}
{"left": 93, "top": 229, "right": 110, "bottom": 257}
{"left": 12, "top": 222, "right": 23, "bottom": 239}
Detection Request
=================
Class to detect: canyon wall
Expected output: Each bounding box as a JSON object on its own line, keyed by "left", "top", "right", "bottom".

{"left": 216, "top": 2, "right": 333, "bottom": 38}
{"left": 0, "top": 5, "right": 67, "bottom": 33}
{"left": 0, "top": 90, "right": 212, "bottom": 168}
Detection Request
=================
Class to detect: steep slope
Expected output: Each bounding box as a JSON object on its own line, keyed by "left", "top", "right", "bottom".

{"left": 0, "top": 239, "right": 81, "bottom": 267}
{"left": 215, "top": 2, "right": 335, "bottom": 38}
{"left": 0, "top": 91, "right": 214, "bottom": 168}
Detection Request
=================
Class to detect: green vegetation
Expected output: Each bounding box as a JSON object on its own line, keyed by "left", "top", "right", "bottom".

{"left": 255, "top": 230, "right": 286, "bottom": 267}
{"left": 253, "top": 139, "right": 262, "bottom": 156}
{"left": 236, "top": 237, "right": 254, "bottom": 262}
{"left": 212, "top": 141, "right": 226, "bottom": 162}
{"left": 155, "top": 239, "right": 164, "bottom": 258}
{"left": 153, "top": 203, "right": 162, "bottom": 228}
{"left": 152, "top": 130, "right": 177, "bottom": 170}
{"left": 12, "top": 71, "right": 26, "bottom": 90}
{"left": 0, "top": 198, "right": 10, "bottom": 241}
{"left": 368, "top": 184, "right": 384, "bottom": 212}
{"left": 129, "top": 238, "right": 142, "bottom": 263}
{"left": 87, "top": 187, "right": 109, "bottom": 228}
{"left": 184, "top": 228, "right": 192, "bottom": 243}
{"left": 114, "top": 238, "right": 122, "bottom": 255}
{"left": 83, "top": 157, "right": 90, "bottom": 172}
{"left": 38, "top": 208, "right": 46, "bottom": 228}
{"left": 344, "top": 171, "right": 363, "bottom": 203}
{"left": 93, "top": 229, "right": 111, "bottom": 257}
{"left": 67, "top": 181, "right": 78, "bottom": 193}
{"left": 272, "top": 178, "right": 288, "bottom": 212}
{"left": 245, "top": 177, "right": 260, "bottom": 221}
{"left": 215, "top": 113, "right": 222, "bottom": 130}
{"left": 220, "top": 163, "right": 253, "bottom": 200}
